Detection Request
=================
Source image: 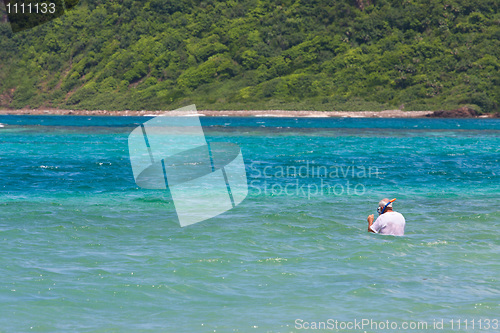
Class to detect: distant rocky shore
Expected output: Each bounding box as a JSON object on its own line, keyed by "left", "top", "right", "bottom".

{"left": 425, "top": 106, "right": 499, "bottom": 118}
{"left": 0, "top": 107, "right": 498, "bottom": 118}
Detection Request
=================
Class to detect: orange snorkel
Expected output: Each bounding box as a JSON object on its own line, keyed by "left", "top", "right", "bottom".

{"left": 379, "top": 198, "right": 397, "bottom": 215}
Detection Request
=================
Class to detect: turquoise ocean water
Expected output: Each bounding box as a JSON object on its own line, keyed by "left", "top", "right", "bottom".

{"left": 0, "top": 116, "right": 499, "bottom": 332}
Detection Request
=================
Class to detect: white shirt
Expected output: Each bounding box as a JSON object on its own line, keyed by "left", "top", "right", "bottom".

{"left": 370, "top": 211, "right": 406, "bottom": 236}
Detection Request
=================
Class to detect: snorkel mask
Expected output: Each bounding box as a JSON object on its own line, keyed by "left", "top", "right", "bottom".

{"left": 377, "top": 198, "right": 396, "bottom": 215}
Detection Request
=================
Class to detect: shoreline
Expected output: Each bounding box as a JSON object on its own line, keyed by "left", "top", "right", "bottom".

{"left": 0, "top": 108, "right": 497, "bottom": 118}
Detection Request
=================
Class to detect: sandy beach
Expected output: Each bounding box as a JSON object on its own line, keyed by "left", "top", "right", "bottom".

{"left": 0, "top": 108, "right": 434, "bottom": 117}
{"left": 0, "top": 108, "right": 497, "bottom": 118}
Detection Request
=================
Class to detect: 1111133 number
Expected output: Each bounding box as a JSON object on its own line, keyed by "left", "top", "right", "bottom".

{"left": 6, "top": 2, "right": 57, "bottom": 14}
{"left": 450, "top": 319, "right": 499, "bottom": 330}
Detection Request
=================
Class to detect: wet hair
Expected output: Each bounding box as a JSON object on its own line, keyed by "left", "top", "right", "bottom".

{"left": 379, "top": 198, "right": 393, "bottom": 209}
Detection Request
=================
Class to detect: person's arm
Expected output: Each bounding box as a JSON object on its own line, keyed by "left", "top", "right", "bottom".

{"left": 367, "top": 214, "right": 375, "bottom": 233}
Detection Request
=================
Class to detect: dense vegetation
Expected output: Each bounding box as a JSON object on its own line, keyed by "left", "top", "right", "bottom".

{"left": 0, "top": 0, "right": 499, "bottom": 112}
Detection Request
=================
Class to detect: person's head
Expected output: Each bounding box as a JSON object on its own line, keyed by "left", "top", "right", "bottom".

{"left": 377, "top": 198, "right": 395, "bottom": 215}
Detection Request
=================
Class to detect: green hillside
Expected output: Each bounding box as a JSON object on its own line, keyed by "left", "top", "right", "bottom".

{"left": 0, "top": 0, "right": 499, "bottom": 112}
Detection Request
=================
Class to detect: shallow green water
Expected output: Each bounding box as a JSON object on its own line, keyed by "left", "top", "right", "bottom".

{"left": 0, "top": 116, "right": 499, "bottom": 332}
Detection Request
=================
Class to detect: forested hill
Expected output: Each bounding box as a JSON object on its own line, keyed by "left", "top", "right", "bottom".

{"left": 0, "top": 0, "right": 499, "bottom": 112}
